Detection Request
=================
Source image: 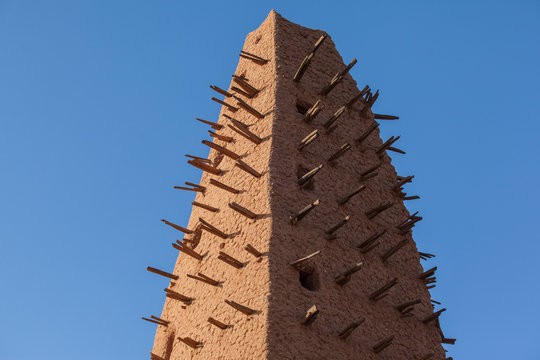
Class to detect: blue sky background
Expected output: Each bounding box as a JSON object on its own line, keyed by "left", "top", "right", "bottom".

{"left": 0, "top": 1, "right": 538, "bottom": 359}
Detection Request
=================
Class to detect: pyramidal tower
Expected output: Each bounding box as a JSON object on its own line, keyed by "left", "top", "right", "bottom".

{"left": 145, "top": 10, "right": 454, "bottom": 360}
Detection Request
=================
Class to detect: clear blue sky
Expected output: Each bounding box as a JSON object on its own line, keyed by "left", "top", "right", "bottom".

{"left": 0, "top": 1, "right": 538, "bottom": 359}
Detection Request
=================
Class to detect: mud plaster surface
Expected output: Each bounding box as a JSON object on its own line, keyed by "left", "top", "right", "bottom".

{"left": 152, "top": 11, "right": 445, "bottom": 360}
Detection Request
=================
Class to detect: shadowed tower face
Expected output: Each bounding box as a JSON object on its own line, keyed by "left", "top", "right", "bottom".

{"left": 147, "top": 10, "right": 451, "bottom": 360}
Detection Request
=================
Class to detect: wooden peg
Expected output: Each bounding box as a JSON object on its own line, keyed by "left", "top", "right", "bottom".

{"left": 229, "top": 202, "right": 257, "bottom": 219}
{"left": 403, "top": 195, "right": 420, "bottom": 201}
{"left": 381, "top": 238, "right": 409, "bottom": 262}
{"left": 185, "top": 154, "right": 211, "bottom": 164}
{"left": 323, "top": 106, "right": 345, "bottom": 129}
{"left": 395, "top": 299, "right": 421, "bottom": 314}
{"left": 208, "top": 317, "right": 230, "bottom": 329}
{"left": 357, "top": 229, "right": 387, "bottom": 252}
{"left": 185, "top": 182, "right": 206, "bottom": 191}
{"left": 210, "top": 85, "right": 232, "bottom": 97}
{"left": 290, "top": 199, "right": 320, "bottom": 224}
{"left": 346, "top": 86, "right": 369, "bottom": 108}
{"left": 234, "top": 96, "right": 265, "bottom": 119}
{"left": 196, "top": 117, "right": 223, "bottom": 130}
{"left": 172, "top": 241, "right": 204, "bottom": 261}
{"left": 178, "top": 336, "right": 202, "bottom": 349}
{"left": 301, "top": 305, "right": 319, "bottom": 325}
{"left": 335, "top": 262, "right": 363, "bottom": 286}
{"left": 303, "top": 100, "right": 325, "bottom": 123}
{"left": 149, "top": 352, "right": 166, "bottom": 360}
{"left": 211, "top": 97, "right": 238, "bottom": 112}
{"left": 199, "top": 217, "right": 228, "bottom": 239}
{"left": 366, "top": 89, "right": 379, "bottom": 108}
{"left": 393, "top": 175, "right": 414, "bottom": 191}
{"left": 419, "top": 266, "right": 437, "bottom": 280}
{"left": 419, "top": 252, "right": 435, "bottom": 260}
{"left": 376, "top": 135, "right": 401, "bottom": 155}
{"left": 398, "top": 217, "right": 423, "bottom": 234}
{"left": 369, "top": 278, "right": 398, "bottom": 301}
{"left": 338, "top": 319, "right": 365, "bottom": 340}
{"left": 142, "top": 316, "right": 169, "bottom": 327}
{"left": 187, "top": 272, "right": 219, "bottom": 286}
{"left": 161, "top": 219, "right": 193, "bottom": 234}
{"left": 293, "top": 34, "right": 327, "bottom": 82}
{"left": 365, "top": 202, "right": 394, "bottom": 219}
{"left": 290, "top": 250, "right": 321, "bottom": 267}
{"left": 325, "top": 215, "right": 350, "bottom": 235}
{"left": 209, "top": 178, "right": 240, "bottom": 194}
{"left": 223, "top": 114, "right": 262, "bottom": 144}
{"left": 202, "top": 139, "right": 240, "bottom": 160}
{"left": 388, "top": 146, "right": 406, "bottom": 154}
{"left": 192, "top": 201, "right": 219, "bottom": 213}
{"left": 320, "top": 58, "right": 357, "bottom": 96}
{"left": 231, "top": 86, "right": 253, "bottom": 98}
{"left": 235, "top": 159, "right": 262, "bottom": 178}
{"left": 232, "top": 75, "right": 259, "bottom": 96}
{"left": 164, "top": 288, "right": 193, "bottom": 304}
{"left": 442, "top": 338, "right": 456, "bottom": 345}
{"left": 173, "top": 185, "right": 203, "bottom": 192}
{"left": 327, "top": 143, "right": 351, "bottom": 162}
{"left": 297, "top": 164, "right": 324, "bottom": 186}
{"left": 146, "top": 266, "right": 179, "bottom": 280}
{"left": 337, "top": 185, "right": 366, "bottom": 205}
{"left": 187, "top": 159, "right": 222, "bottom": 175}
{"left": 239, "top": 50, "right": 269, "bottom": 65}
{"left": 422, "top": 308, "right": 446, "bottom": 324}
{"left": 217, "top": 251, "right": 244, "bottom": 269}
{"left": 355, "top": 122, "right": 379, "bottom": 144}
{"left": 373, "top": 335, "right": 394, "bottom": 353}
{"left": 374, "top": 113, "right": 399, "bottom": 120}
{"left": 298, "top": 129, "right": 320, "bottom": 151}
{"left": 245, "top": 244, "right": 262, "bottom": 257}
{"left": 225, "top": 300, "right": 255, "bottom": 315}
{"left": 208, "top": 130, "right": 233, "bottom": 143}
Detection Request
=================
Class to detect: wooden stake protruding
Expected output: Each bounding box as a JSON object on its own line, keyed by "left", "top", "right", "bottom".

{"left": 208, "top": 317, "right": 230, "bottom": 329}
{"left": 320, "top": 58, "right": 358, "bottom": 96}
{"left": 161, "top": 219, "right": 193, "bottom": 234}
{"left": 403, "top": 195, "right": 420, "bottom": 201}
{"left": 419, "top": 252, "right": 435, "bottom": 260}
{"left": 164, "top": 288, "right": 193, "bottom": 304}
{"left": 146, "top": 266, "right": 179, "bottom": 280}
{"left": 172, "top": 241, "right": 204, "bottom": 261}
{"left": 323, "top": 106, "right": 345, "bottom": 129}
{"left": 374, "top": 113, "right": 399, "bottom": 120}
{"left": 223, "top": 114, "right": 263, "bottom": 145}
{"left": 245, "top": 244, "right": 262, "bottom": 258}
{"left": 337, "top": 185, "right": 366, "bottom": 205}
{"left": 419, "top": 266, "right": 437, "bottom": 280}
{"left": 422, "top": 308, "right": 446, "bottom": 324}
{"left": 149, "top": 352, "right": 166, "bottom": 360}
{"left": 178, "top": 337, "right": 202, "bottom": 349}
{"left": 297, "top": 164, "right": 324, "bottom": 186}
{"left": 346, "top": 85, "right": 370, "bottom": 108}
{"left": 232, "top": 75, "right": 260, "bottom": 97}
{"left": 209, "top": 130, "right": 233, "bottom": 143}
{"left": 239, "top": 50, "right": 269, "bottom": 65}
{"left": 355, "top": 122, "right": 379, "bottom": 144}
{"left": 303, "top": 100, "right": 325, "bottom": 123}
{"left": 338, "top": 319, "right": 365, "bottom": 340}
{"left": 142, "top": 316, "right": 169, "bottom": 327}
{"left": 196, "top": 117, "right": 222, "bottom": 130}
{"left": 365, "top": 202, "right": 394, "bottom": 219}
{"left": 225, "top": 300, "right": 255, "bottom": 315}
{"left": 373, "top": 335, "right": 394, "bottom": 353}
{"left": 173, "top": 185, "right": 204, "bottom": 193}
{"left": 298, "top": 129, "right": 320, "bottom": 151}
{"left": 327, "top": 143, "right": 351, "bottom": 162}
{"left": 235, "top": 159, "right": 262, "bottom": 178}
{"left": 359, "top": 162, "right": 382, "bottom": 182}
{"left": 395, "top": 299, "right": 421, "bottom": 315}
{"left": 187, "top": 272, "right": 219, "bottom": 286}
{"left": 293, "top": 34, "right": 327, "bottom": 82}
{"left": 381, "top": 238, "right": 409, "bottom": 262}
{"left": 357, "top": 229, "right": 387, "bottom": 253}
{"left": 335, "top": 262, "right": 363, "bottom": 286}
{"left": 229, "top": 202, "right": 257, "bottom": 219}
{"left": 290, "top": 250, "right": 321, "bottom": 268}
{"left": 234, "top": 96, "right": 265, "bottom": 119}
{"left": 210, "top": 85, "right": 232, "bottom": 97}
{"left": 393, "top": 175, "right": 414, "bottom": 191}
{"left": 202, "top": 139, "right": 240, "bottom": 160}
{"left": 199, "top": 217, "right": 228, "bottom": 239}
{"left": 185, "top": 154, "right": 211, "bottom": 164}
{"left": 376, "top": 135, "right": 401, "bottom": 155}
{"left": 301, "top": 305, "right": 319, "bottom": 325}
{"left": 217, "top": 251, "right": 244, "bottom": 269}
{"left": 290, "top": 199, "right": 320, "bottom": 224}
{"left": 388, "top": 146, "right": 406, "bottom": 154}
{"left": 209, "top": 178, "right": 240, "bottom": 194}
{"left": 192, "top": 201, "right": 219, "bottom": 213}
{"left": 211, "top": 97, "right": 238, "bottom": 112}
{"left": 325, "top": 215, "right": 350, "bottom": 238}
{"left": 187, "top": 159, "right": 222, "bottom": 175}
{"left": 369, "top": 278, "right": 398, "bottom": 301}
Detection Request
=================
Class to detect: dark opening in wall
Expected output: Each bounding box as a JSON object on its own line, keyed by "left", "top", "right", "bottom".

{"left": 296, "top": 100, "right": 311, "bottom": 115}
{"left": 299, "top": 268, "right": 320, "bottom": 291}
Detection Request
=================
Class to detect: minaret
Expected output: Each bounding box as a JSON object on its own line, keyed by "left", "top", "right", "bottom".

{"left": 145, "top": 10, "right": 453, "bottom": 360}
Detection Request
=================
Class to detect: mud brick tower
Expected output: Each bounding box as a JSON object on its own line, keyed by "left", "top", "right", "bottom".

{"left": 144, "top": 10, "right": 454, "bottom": 360}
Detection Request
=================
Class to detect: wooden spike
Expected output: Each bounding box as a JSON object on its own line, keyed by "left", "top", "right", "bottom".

{"left": 395, "top": 299, "right": 421, "bottom": 313}
{"left": 398, "top": 217, "right": 423, "bottom": 232}
{"left": 360, "top": 162, "right": 382, "bottom": 178}
{"left": 211, "top": 97, "right": 238, "bottom": 111}
{"left": 178, "top": 337, "right": 202, "bottom": 349}
{"left": 355, "top": 122, "right": 379, "bottom": 144}
{"left": 164, "top": 288, "right": 193, "bottom": 303}
{"left": 323, "top": 106, "right": 346, "bottom": 129}
{"left": 373, "top": 335, "right": 394, "bottom": 353}
{"left": 223, "top": 114, "right": 263, "bottom": 144}
{"left": 338, "top": 319, "right": 365, "bottom": 340}
{"left": 369, "top": 278, "right": 398, "bottom": 301}
{"left": 227, "top": 124, "right": 260, "bottom": 145}
{"left": 374, "top": 113, "right": 399, "bottom": 120}
{"left": 442, "top": 338, "right": 456, "bottom": 345}
{"left": 393, "top": 175, "right": 414, "bottom": 191}
{"left": 173, "top": 185, "right": 203, "bottom": 192}
{"left": 172, "top": 241, "right": 204, "bottom": 261}
{"left": 232, "top": 75, "right": 259, "bottom": 96}
{"left": 142, "top": 317, "right": 168, "bottom": 326}
{"left": 320, "top": 58, "right": 357, "bottom": 96}
{"left": 196, "top": 117, "right": 223, "bottom": 130}
{"left": 290, "top": 199, "right": 320, "bottom": 224}
{"left": 202, "top": 139, "right": 240, "bottom": 160}
{"left": 235, "top": 159, "right": 262, "bottom": 178}
{"left": 234, "top": 97, "right": 265, "bottom": 119}
{"left": 208, "top": 317, "right": 230, "bottom": 329}
{"left": 325, "top": 215, "right": 350, "bottom": 235}
{"left": 290, "top": 250, "right": 321, "bottom": 267}
{"left": 346, "top": 87, "right": 369, "bottom": 108}
{"left": 298, "top": 129, "right": 320, "bottom": 151}
{"left": 357, "top": 229, "right": 387, "bottom": 250}
{"left": 366, "top": 89, "right": 380, "bottom": 107}
{"left": 297, "top": 164, "right": 324, "bottom": 186}
{"left": 239, "top": 50, "right": 269, "bottom": 65}
{"left": 327, "top": 143, "right": 351, "bottom": 162}
{"left": 209, "top": 178, "right": 240, "bottom": 194}
{"left": 337, "top": 185, "right": 366, "bottom": 205}
{"left": 187, "top": 159, "right": 222, "bottom": 175}
{"left": 335, "top": 262, "right": 363, "bottom": 286}
{"left": 187, "top": 272, "right": 219, "bottom": 286}
{"left": 422, "top": 308, "right": 446, "bottom": 324}
{"left": 229, "top": 202, "right": 257, "bottom": 219}
{"left": 225, "top": 300, "right": 255, "bottom": 315}
{"left": 231, "top": 86, "right": 253, "bottom": 98}
{"left": 293, "top": 35, "right": 327, "bottom": 82}
{"left": 388, "top": 146, "right": 406, "bottom": 154}
{"left": 146, "top": 266, "right": 179, "bottom": 280}
{"left": 210, "top": 85, "right": 232, "bottom": 97}
{"left": 149, "top": 352, "right": 166, "bottom": 360}
{"left": 185, "top": 154, "right": 211, "bottom": 164}
{"left": 244, "top": 244, "right": 262, "bottom": 257}
{"left": 185, "top": 182, "right": 205, "bottom": 191}
{"left": 301, "top": 305, "right": 319, "bottom": 325}
{"left": 192, "top": 201, "right": 219, "bottom": 213}
{"left": 217, "top": 251, "right": 244, "bottom": 269}
{"left": 376, "top": 135, "right": 401, "bottom": 155}
{"left": 419, "top": 266, "right": 437, "bottom": 279}
{"left": 359, "top": 171, "right": 379, "bottom": 182}
{"left": 209, "top": 130, "right": 233, "bottom": 143}
{"left": 199, "top": 217, "right": 228, "bottom": 239}
{"left": 365, "top": 202, "right": 394, "bottom": 219}
{"left": 381, "top": 239, "right": 409, "bottom": 262}
{"left": 403, "top": 195, "right": 420, "bottom": 201}
{"left": 419, "top": 252, "right": 435, "bottom": 260}
{"left": 161, "top": 219, "right": 192, "bottom": 234}
{"left": 303, "top": 100, "right": 324, "bottom": 123}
